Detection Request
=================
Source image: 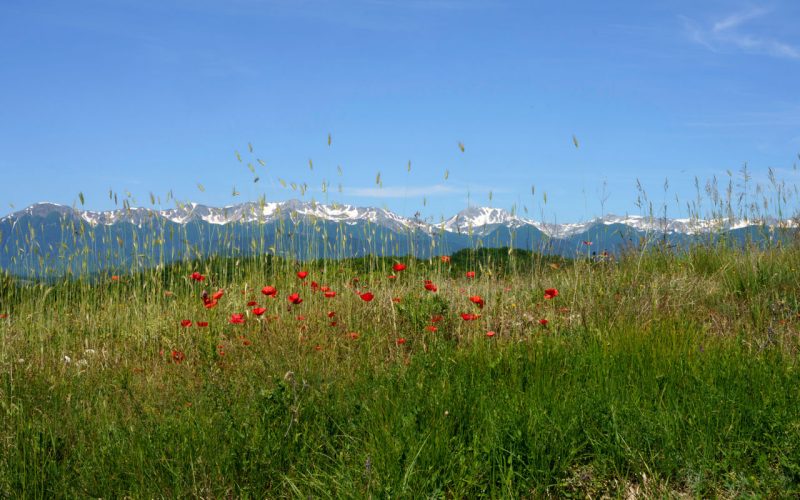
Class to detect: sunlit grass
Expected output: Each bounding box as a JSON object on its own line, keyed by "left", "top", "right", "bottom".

{"left": 1, "top": 142, "right": 800, "bottom": 495}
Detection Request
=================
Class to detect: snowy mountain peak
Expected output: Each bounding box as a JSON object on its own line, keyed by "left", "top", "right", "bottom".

{"left": 442, "top": 206, "right": 534, "bottom": 234}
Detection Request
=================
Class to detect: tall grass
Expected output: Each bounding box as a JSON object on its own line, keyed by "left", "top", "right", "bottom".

{"left": 1, "top": 156, "right": 800, "bottom": 496}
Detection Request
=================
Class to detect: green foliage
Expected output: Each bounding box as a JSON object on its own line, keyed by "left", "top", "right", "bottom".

{"left": 2, "top": 242, "right": 800, "bottom": 496}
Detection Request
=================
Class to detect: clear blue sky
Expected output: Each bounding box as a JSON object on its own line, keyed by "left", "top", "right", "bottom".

{"left": 1, "top": 0, "right": 798, "bottom": 223}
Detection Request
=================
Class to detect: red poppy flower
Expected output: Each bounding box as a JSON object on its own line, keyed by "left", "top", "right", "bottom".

{"left": 327, "top": 311, "right": 336, "bottom": 318}
{"left": 324, "top": 291, "right": 336, "bottom": 298}
{"left": 190, "top": 272, "right": 205, "bottom": 282}
{"left": 329, "top": 321, "right": 338, "bottom": 327}
{"left": 348, "top": 332, "right": 359, "bottom": 340}
{"left": 392, "top": 263, "right": 407, "bottom": 272}
{"left": 360, "top": 292, "right": 374, "bottom": 302}
{"left": 311, "top": 281, "right": 320, "bottom": 291}
{"left": 424, "top": 280, "right": 438, "bottom": 292}
{"left": 0, "top": 314, "right": 8, "bottom": 319}
{"left": 212, "top": 289, "right": 225, "bottom": 301}
{"left": 441, "top": 256, "right": 451, "bottom": 263}
{"left": 315, "top": 345, "right": 322, "bottom": 351}
{"left": 196, "top": 321, "right": 209, "bottom": 327}
{"left": 465, "top": 271, "right": 476, "bottom": 278}
{"left": 297, "top": 271, "right": 308, "bottom": 279}
{"left": 288, "top": 293, "right": 303, "bottom": 305}
{"left": 204, "top": 300, "right": 218, "bottom": 309}
{"left": 461, "top": 313, "right": 480, "bottom": 321}
{"left": 544, "top": 288, "right": 559, "bottom": 300}
{"left": 320, "top": 285, "right": 330, "bottom": 292}
{"left": 180, "top": 320, "right": 192, "bottom": 327}
{"left": 469, "top": 295, "right": 485, "bottom": 309}
{"left": 539, "top": 318, "right": 549, "bottom": 326}
{"left": 171, "top": 350, "right": 185, "bottom": 363}
{"left": 296, "top": 315, "right": 306, "bottom": 321}
{"left": 230, "top": 313, "right": 246, "bottom": 324}
{"left": 425, "top": 325, "right": 437, "bottom": 332}
{"left": 387, "top": 275, "right": 397, "bottom": 280}
{"left": 392, "top": 297, "right": 402, "bottom": 303}
{"left": 486, "top": 331, "right": 496, "bottom": 338}
{"left": 111, "top": 275, "right": 120, "bottom": 282}
{"left": 252, "top": 307, "right": 267, "bottom": 316}
{"left": 431, "top": 315, "right": 443, "bottom": 322}
{"left": 396, "top": 338, "right": 407, "bottom": 345}
{"left": 247, "top": 300, "right": 258, "bottom": 307}
{"left": 261, "top": 286, "right": 278, "bottom": 297}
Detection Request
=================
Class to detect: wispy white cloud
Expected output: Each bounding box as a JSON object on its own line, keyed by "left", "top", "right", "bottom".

{"left": 347, "top": 184, "right": 461, "bottom": 198}
{"left": 682, "top": 7, "right": 800, "bottom": 60}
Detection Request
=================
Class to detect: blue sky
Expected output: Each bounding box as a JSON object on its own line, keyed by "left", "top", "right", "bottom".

{"left": 1, "top": 0, "right": 798, "bottom": 223}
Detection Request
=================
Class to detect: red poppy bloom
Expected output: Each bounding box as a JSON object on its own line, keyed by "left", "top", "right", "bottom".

{"left": 544, "top": 288, "right": 559, "bottom": 300}
{"left": 296, "top": 315, "right": 306, "bottom": 321}
{"left": 486, "top": 331, "right": 496, "bottom": 338}
{"left": 392, "top": 263, "right": 406, "bottom": 272}
{"left": 387, "top": 275, "right": 397, "bottom": 280}
{"left": 288, "top": 293, "right": 303, "bottom": 305}
{"left": 252, "top": 307, "right": 267, "bottom": 316}
{"left": 247, "top": 300, "right": 258, "bottom": 307}
{"left": 441, "top": 256, "right": 451, "bottom": 263}
{"left": 315, "top": 345, "right": 322, "bottom": 351}
{"left": 469, "top": 295, "right": 485, "bottom": 309}
{"left": 461, "top": 313, "right": 480, "bottom": 321}
{"left": 431, "top": 315, "right": 443, "bottom": 322}
{"left": 240, "top": 337, "right": 252, "bottom": 346}
{"left": 465, "top": 271, "right": 476, "bottom": 278}
{"left": 396, "top": 338, "right": 407, "bottom": 345}
{"left": 261, "top": 286, "right": 278, "bottom": 297}
{"left": 425, "top": 325, "right": 438, "bottom": 332}
{"left": 424, "top": 280, "right": 438, "bottom": 292}
{"left": 348, "top": 332, "right": 359, "bottom": 340}
{"left": 171, "top": 350, "right": 185, "bottom": 363}
{"left": 327, "top": 311, "right": 336, "bottom": 318}
{"left": 539, "top": 318, "right": 549, "bottom": 326}
{"left": 111, "top": 275, "right": 120, "bottom": 282}
{"left": 212, "top": 290, "right": 225, "bottom": 301}
{"left": 230, "top": 313, "right": 246, "bottom": 324}
{"left": 0, "top": 314, "right": 8, "bottom": 319}
{"left": 297, "top": 271, "right": 308, "bottom": 279}
{"left": 190, "top": 272, "right": 205, "bottom": 282}
{"left": 324, "top": 291, "right": 336, "bottom": 298}
{"left": 329, "top": 321, "right": 337, "bottom": 327}
{"left": 311, "top": 281, "right": 320, "bottom": 291}
{"left": 204, "top": 300, "right": 218, "bottom": 309}
{"left": 360, "top": 292, "right": 374, "bottom": 302}
{"left": 196, "top": 321, "right": 209, "bottom": 327}
{"left": 180, "top": 320, "right": 192, "bottom": 327}
{"left": 392, "top": 297, "right": 402, "bottom": 303}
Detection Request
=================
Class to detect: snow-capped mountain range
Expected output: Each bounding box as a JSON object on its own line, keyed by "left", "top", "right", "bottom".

{"left": 2, "top": 200, "right": 795, "bottom": 276}
{"left": 1, "top": 200, "right": 790, "bottom": 237}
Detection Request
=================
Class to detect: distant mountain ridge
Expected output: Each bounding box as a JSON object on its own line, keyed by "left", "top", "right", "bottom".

{"left": 0, "top": 200, "right": 795, "bottom": 277}
{"left": 3, "top": 200, "right": 791, "bottom": 236}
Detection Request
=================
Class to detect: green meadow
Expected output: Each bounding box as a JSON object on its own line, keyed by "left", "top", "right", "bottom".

{"left": 1, "top": 241, "right": 799, "bottom": 497}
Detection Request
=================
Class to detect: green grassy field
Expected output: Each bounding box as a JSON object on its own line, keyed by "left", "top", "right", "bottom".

{"left": 1, "top": 243, "right": 799, "bottom": 497}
